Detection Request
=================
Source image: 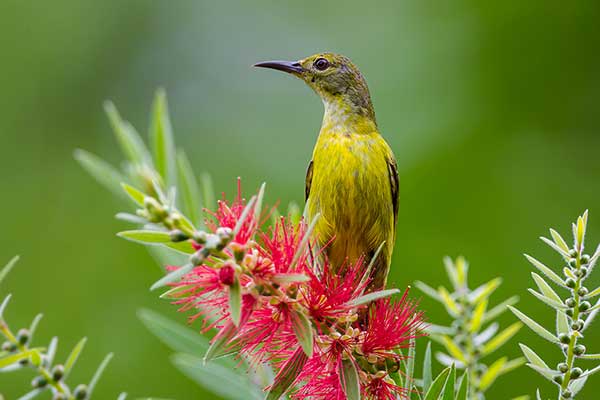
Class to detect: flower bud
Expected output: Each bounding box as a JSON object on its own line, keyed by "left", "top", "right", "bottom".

{"left": 53, "top": 394, "right": 67, "bottom": 400}
{"left": 570, "top": 367, "right": 583, "bottom": 379}
{"left": 578, "top": 287, "right": 588, "bottom": 297}
{"left": 17, "top": 329, "right": 30, "bottom": 345}
{"left": 571, "top": 319, "right": 584, "bottom": 331}
{"left": 1, "top": 341, "right": 16, "bottom": 352}
{"left": 169, "top": 229, "right": 188, "bottom": 242}
{"left": 558, "top": 362, "right": 568, "bottom": 373}
{"left": 569, "top": 258, "right": 578, "bottom": 268}
{"left": 74, "top": 384, "right": 88, "bottom": 400}
{"left": 574, "top": 344, "right": 586, "bottom": 356}
{"left": 192, "top": 231, "right": 208, "bottom": 244}
{"left": 569, "top": 249, "right": 578, "bottom": 258}
{"left": 190, "top": 248, "right": 208, "bottom": 266}
{"left": 31, "top": 376, "right": 48, "bottom": 388}
{"left": 581, "top": 254, "right": 590, "bottom": 264}
{"left": 553, "top": 375, "right": 563, "bottom": 384}
{"left": 580, "top": 301, "right": 591, "bottom": 312}
{"left": 218, "top": 264, "right": 236, "bottom": 286}
{"left": 562, "top": 390, "right": 572, "bottom": 399}
{"left": 565, "top": 278, "right": 576, "bottom": 288}
{"left": 216, "top": 227, "right": 233, "bottom": 241}
{"left": 565, "top": 298, "right": 575, "bottom": 308}
{"left": 566, "top": 309, "right": 574, "bottom": 317}
{"left": 559, "top": 334, "right": 571, "bottom": 344}
{"left": 52, "top": 364, "right": 64, "bottom": 381}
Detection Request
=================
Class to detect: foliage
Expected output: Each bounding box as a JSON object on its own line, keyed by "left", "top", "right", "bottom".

{"left": 0, "top": 256, "right": 115, "bottom": 400}
{"left": 511, "top": 211, "right": 600, "bottom": 399}
{"left": 415, "top": 257, "right": 525, "bottom": 399}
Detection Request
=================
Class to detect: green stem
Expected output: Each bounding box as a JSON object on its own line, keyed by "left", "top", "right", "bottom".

{"left": 560, "top": 252, "right": 582, "bottom": 398}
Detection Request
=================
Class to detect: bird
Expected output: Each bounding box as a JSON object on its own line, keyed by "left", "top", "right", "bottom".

{"left": 254, "top": 53, "right": 399, "bottom": 292}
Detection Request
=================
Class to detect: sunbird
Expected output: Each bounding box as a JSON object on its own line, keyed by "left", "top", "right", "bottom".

{"left": 255, "top": 53, "right": 399, "bottom": 292}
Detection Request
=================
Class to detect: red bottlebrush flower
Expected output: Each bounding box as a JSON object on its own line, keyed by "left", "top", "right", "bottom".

{"left": 205, "top": 179, "right": 258, "bottom": 246}
{"left": 361, "top": 289, "right": 425, "bottom": 357}
{"left": 363, "top": 373, "right": 408, "bottom": 400}
{"left": 259, "top": 217, "right": 309, "bottom": 275}
{"left": 303, "top": 258, "right": 368, "bottom": 324}
{"left": 218, "top": 263, "right": 236, "bottom": 286}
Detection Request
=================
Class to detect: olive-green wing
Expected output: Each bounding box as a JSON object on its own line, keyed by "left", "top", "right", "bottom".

{"left": 387, "top": 157, "right": 399, "bottom": 226}
{"left": 305, "top": 160, "right": 313, "bottom": 202}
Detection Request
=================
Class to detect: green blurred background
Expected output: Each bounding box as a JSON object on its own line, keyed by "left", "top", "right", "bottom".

{"left": 1, "top": 1, "right": 599, "bottom": 398}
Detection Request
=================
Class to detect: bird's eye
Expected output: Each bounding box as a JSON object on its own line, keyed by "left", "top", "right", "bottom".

{"left": 313, "top": 58, "right": 330, "bottom": 71}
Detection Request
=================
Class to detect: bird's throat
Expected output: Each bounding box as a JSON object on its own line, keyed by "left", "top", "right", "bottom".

{"left": 320, "top": 97, "right": 377, "bottom": 137}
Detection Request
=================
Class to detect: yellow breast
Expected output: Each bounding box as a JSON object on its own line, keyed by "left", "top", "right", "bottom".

{"left": 307, "top": 122, "right": 395, "bottom": 268}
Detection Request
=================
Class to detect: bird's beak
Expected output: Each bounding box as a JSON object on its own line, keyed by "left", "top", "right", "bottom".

{"left": 253, "top": 60, "right": 304, "bottom": 74}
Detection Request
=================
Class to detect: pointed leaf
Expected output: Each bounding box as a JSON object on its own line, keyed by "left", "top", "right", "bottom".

{"left": 579, "top": 353, "right": 600, "bottom": 360}
{"left": 528, "top": 289, "right": 567, "bottom": 310}
{"left": 569, "top": 373, "right": 588, "bottom": 396}
{"left": 438, "top": 287, "right": 460, "bottom": 316}
{"left": 104, "top": 101, "right": 151, "bottom": 165}
{"left": 474, "top": 323, "right": 499, "bottom": 346}
{"left": 118, "top": 230, "right": 171, "bottom": 244}
{"left": 266, "top": 347, "right": 308, "bottom": 400}
{"left": 456, "top": 371, "right": 469, "bottom": 400}
{"left": 150, "top": 89, "right": 176, "bottom": 186}
{"left": 443, "top": 257, "right": 459, "bottom": 290}
{"left": 483, "top": 296, "right": 520, "bottom": 323}
{"left": 348, "top": 288, "right": 400, "bottom": 307}
{"left": 290, "top": 310, "right": 314, "bottom": 357}
{"left": 74, "top": 149, "right": 127, "bottom": 199}
{"left": 519, "top": 344, "right": 552, "bottom": 379}
{"left": 228, "top": 275, "right": 242, "bottom": 326}
{"left": 478, "top": 357, "right": 507, "bottom": 391}
{"left": 469, "top": 278, "right": 502, "bottom": 304}
{"left": 87, "top": 353, "right": 113, "bottom": 397}
{"left": 150, "top": 263, "right": 194, "bottom": 290}
{"left": 0, "top": 349, "right": 42, "bottom": 368}
{"left": 64, "top": 337, "right": 87, "bottom": 379}
{"left": 441, "top": 336, "right": 466, "bottom": 363}
{"left": 414, "top": 281, "right": 443, "bottom": 302}
{"left": 556, "top": 310, "right": 569, "bottom": 336}
{"left": 531, "top": 273, "right": 562, "bottom": 302}
{"left": 341, "top": 358, "right": 360, "bottom": 400}
{"left": 469, "top": 299, "right": 487, "bottom": 333}
{"left": 442, "top": 364, "right": 455, "bottom": 400}
{"left": 176, "top": 150, "right": 202, "bottom": 225}
{"left": 550, "top": 228, "right": 570, "bottom": 252}
{"left": 121, "top": 183, "right": 147, "bottom": 206}
{"left": 524, "top": 254, "right": 566, "bottom": 287}
{"left": 482, "top": 322, "right": 522, "bottom": 356}
{"left": 540, "top": 236, "right": 570, "bottom": 260}
{"left": 173, "top": 353, "right": 262, "bottom": 400}
{"left": 509, "top": 306, "right": 558, "bottom": 343}
{"left": 0, "top": 294, "right": 12, "bottom": 320}
{"left": 422, "top": 341, "right": 433, "bottom": 394}
{"left": 0, "top": 255, "right": 19, "bottom": 286}
{"left": 424, "top": 366, "right": 451, "bottom": 400}
{"left": 204, "top": 322, "right": 239, "bottom": 363}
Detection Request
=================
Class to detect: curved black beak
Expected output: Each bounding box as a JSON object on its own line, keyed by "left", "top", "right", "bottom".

{"left": 253, "top": 60, "right": 303, "bottom": 74}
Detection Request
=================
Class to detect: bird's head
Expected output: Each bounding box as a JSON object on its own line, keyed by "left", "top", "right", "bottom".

{"left": 255, "top": 52, "right": 375, "bottom": 121}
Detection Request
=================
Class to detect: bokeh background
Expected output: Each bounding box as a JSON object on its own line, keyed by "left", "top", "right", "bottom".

{"left": 1, "top": 1, "right": 599, "bottom": 398}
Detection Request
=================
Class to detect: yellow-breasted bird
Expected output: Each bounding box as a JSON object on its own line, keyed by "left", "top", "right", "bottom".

{"left": 255, "top": 53, "right": 399, "bottom": 292}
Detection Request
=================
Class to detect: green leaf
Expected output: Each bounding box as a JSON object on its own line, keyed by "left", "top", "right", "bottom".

{"left": 482, "top": 322, "right": 522, "bottom": 356}
{"left": 500, "top": 357, "right": 526, "bottom": 376}
{"left": 469, "top": 299, "right": 487, "bottom": 333}
{"left": 441, "top": 336, "right": 466, "bottom": 363}
{"left": 347, "top": 288, "right": 400, "bottom": 307}
{"left": 204, "top": 322, "right": 239, "bottom": 363}
{"left": 341, "top": 358, "right": 360, "bottom": 400}
{"left": 414, "top": 281, "right": 443, "bottom": 302}
{"left": 228, "top": 275, "right": 242, "bottom": 326}
{"left": 172, "top": 353, "right": 262, "bottom": 400}
{"left": 579, "top": 353, "right": 600, "bottom": 360}
{"left": 519, "top": 343, "right": 553, "bottom": 380}
{"left": 88, "top": 353, "right": 113, "bottom": 397}
{"left": 527, "top": 289, "right": 567, "bottom": 310}
{"left": 576, "top": 211, "right": 588, "bottom": 250}
{"left": 74, "top": 149, "right": 127, "bottom": 199}
{"left": 540, "top": 236, "right": 570, "bottom": 260}
{"left": 478, "top": 357, "right": 507, "bottom": 391}
{"left": 64, "top": 337, "right": 87, "bottom": 379}
{"left": 438, "top": 287, "right": 460, "bottom": 316}
{"left": 254, "top": 182, "right": 267, "bottom": 222}
{"left": 200, "top": 173, "right": 216, "bottom": 212}
{"left": 406, "top": 336, "right": 416, "bottom": 392}
{"left": 266, "top": 347, "right": 308, "bottom": 400}
{"left": 469, "top": 277, "right": 502, "bottom": 304}
{"left": 0, "top": 255, "right": 19, "bottom": 286}
{"left": 28, "top": 314, "right": 43, "bottom": 344}
{"left": 150, "top": 263, "right": 194, "bottom": 290}
{"left": 588, "top": 286, "right": 600, "bottom": 298}
{"left": 288, "top": 212, "right": 320, "bottom": 271}
{"left": 121, "top": 183, "right": 147, "bottom": 206}
{"left": 0, "top": 348, "right": 43, "bottom": 368}
{"left": 424, "top": 366, "right": 451, "bottom": 400}
{"left": 524, "top": 254, "right": 566, "bottom": 287}
{"left": 441, "top": 364, "right": 455, "bottom": 400}
{"left": 150, "top": 89, "right": 176, "bottom": 187}
{"left": 138, "top": 309, "right": 207, "bottom": 356}
{"left": 290, "top": 310, "right": 314, "bottom": 357}
{"left": 531, "top": 273, "right": 562, "bottom": 303}
{"left": 526, "top": 364, "right": 559, "bottom": 382}
{"left": 232, "top": 196, "right": 256, "bottom": 237}
{"left": 483, "top": 296, "right": 520, "bottom": 323}
{"left": 443, "top": 257, "right": 459, "bottom": 290}
{"left": 569, "top": 373, "right": 588, "bottom": 396}
{"left": 549, "top": 228, "right": 570, "bottom": 253}
{"left": 176, "top": 150, "right": 202, "bottom": 226}
{"left": 0, "top": 294, "right": 12, "bottom": 319}
{"left": 104, "top": 101, "right": 151, "bottom": 165}
{"left": 455, "top": 256, "right": 468, "bottom": 288}
{"left": 456, "top": 371, "right": 468, "bottom": 400}
{"left": 118, "top": 229, "right": 172, "bottom": 245}
{"left": 422, "top": 342, "right": 433, "bottom": 394}
{"left": 508, "top": 306, "right": 558, "bottom": 343}
{"left": 164, "top": 240, "right": 196, "bottom": 254}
